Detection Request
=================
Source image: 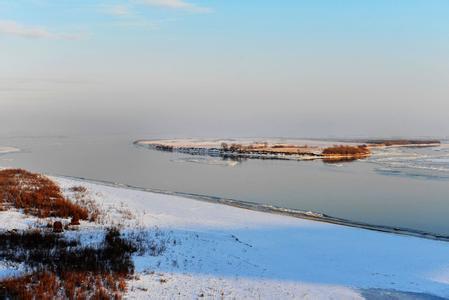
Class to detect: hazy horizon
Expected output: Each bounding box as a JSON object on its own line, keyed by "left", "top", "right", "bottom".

{"left": 1, "top": 1, "right": 449, "bottom": 138}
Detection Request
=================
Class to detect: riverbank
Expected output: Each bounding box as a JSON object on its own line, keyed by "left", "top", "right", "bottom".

{"left": 51, "top": 176, "right": 449, "bottom": 299}
{"left": 2, "top": 172, "right": 449, "bottom": 299}
{"left": 51, "top": 174, "right": 449, "bottom": 242}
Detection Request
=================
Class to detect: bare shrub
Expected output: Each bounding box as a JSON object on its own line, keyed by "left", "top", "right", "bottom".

{"left": 229, "top": 143, "right": 243, "bottom": 152}
{"left": 70, "top": 215, "right": 80, "bottom": 226}
{"left": 53, "top": 221, "right": 64, "bottom": 233}
{"left": 69, "top": 186, "right": 87, "bottom": 193}
{"left": 126, "top": 229, "right": 168, "bottom": 256}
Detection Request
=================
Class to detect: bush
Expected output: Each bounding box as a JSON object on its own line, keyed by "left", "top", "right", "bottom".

{"left": 53, "top": 221, "right": 64, "bottom": 233}
{"left": 69, "top": 186, "right": 87, "bottom": 193}
{"left": 70, "top": 215, "right": 80, "bottom": 226}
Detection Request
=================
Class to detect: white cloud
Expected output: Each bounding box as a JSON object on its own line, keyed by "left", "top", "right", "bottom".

{"left": 137, "top": 0, "right": 211, "bottom": 13}
{"left": 0, "top": 20, "right": 82, "bottom": 40}
{"left": 102, "top": 4, "right": 132, "bottom": 16}
{"left": 99, "top": 4, "right": 161, "bottom": 29}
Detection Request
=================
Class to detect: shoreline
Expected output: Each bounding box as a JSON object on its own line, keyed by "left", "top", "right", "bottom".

{"left": 51, "top": 172, "right": 449, "bottom": 243}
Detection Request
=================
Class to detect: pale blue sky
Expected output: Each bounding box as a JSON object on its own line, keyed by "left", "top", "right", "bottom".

{"left": 1, "top": 1, "right": 449, "bottom": 138}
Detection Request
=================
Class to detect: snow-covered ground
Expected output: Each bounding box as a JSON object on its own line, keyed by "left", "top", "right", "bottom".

{"left": 2, "top": 176, "right": 449, "bottom": 299}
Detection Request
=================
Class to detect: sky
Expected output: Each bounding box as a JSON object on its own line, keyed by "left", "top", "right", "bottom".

{"left": 1, "top": 0, "right": 449, "bottom": 138}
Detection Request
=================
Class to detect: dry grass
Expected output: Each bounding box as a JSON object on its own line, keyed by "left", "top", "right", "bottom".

{"left": 321, "top": 145, "right": 370, "bottom": 156}
{"left": 0, "top": 169, "right": 164, "bottom": 299}
{"left": 69, "top": 185, "right": 101, "bottom": 222}
{"left": 1, "top": 269, "right": 128, "bottom": 300}
{"left": 0, "top": 169, "right": 90, "bottom": 220}
{"left": 0, "top": 228, "right": 136, "bottom": 299}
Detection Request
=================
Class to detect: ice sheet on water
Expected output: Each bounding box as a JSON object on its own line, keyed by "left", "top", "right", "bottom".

{"left": 369, "top": 143, "right": 449, "bottom": 179}
{"left": 361, "top": 289, "right": 447, "bottom": 300}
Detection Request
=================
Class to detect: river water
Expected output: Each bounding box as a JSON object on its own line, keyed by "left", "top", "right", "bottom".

{"left": 1, "top": 135, "right": 449, "bottom": 236}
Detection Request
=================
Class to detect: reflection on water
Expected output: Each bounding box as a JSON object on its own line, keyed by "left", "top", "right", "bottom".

{"left": 171, "top": 157, "right": 242, "bottom": 167}
{"left": 1, "top": 135, "right": 449, "bottom": 236}
{"left": 322, "top": 157, "right": 358, "bottom": 164}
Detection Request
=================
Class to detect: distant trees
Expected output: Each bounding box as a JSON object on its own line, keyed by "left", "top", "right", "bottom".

{"left": 221, "top": 143, "right": 244, "bottom": 153}
{"left": 229, "top": 144, "right": 243, "bottom": 153}
{"left": 154, "top": 145, "right": 174, "bottom": 152}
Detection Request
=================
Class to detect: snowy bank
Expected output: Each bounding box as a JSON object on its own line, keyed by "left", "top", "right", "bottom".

{"left": 1, "top": 174, "right": 449, "bottom": 299}
{"left": 50, "top": 177, "right": 449, "bottom": 299}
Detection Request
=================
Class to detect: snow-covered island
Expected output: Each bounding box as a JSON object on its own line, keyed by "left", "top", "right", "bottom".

{"left": 134, "top": 138, "right": 442, "bottom": 163}
{"left": 134, "top": 139, "right": 372, "bottom": 162}
{"left": 1, "top": 168, "right": 449, "bottom": 299}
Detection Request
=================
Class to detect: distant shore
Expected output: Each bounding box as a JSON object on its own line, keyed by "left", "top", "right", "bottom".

{"left": 134, "top": 139, "right": 370, "bottom": 162}
{"left": 134, "top": 138, "right": 441, "bottom": 163}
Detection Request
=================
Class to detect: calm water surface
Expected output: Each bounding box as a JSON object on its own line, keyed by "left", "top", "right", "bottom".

{"left": 1, "top": 135, "right": 449, "bottom": 236}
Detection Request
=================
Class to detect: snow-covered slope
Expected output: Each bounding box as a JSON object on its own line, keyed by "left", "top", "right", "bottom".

{"left": 1, "top": 175, "right": 448, "bottom": 299}
{"left": 52, "top": 177, "right": 449, "bottom": 299}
